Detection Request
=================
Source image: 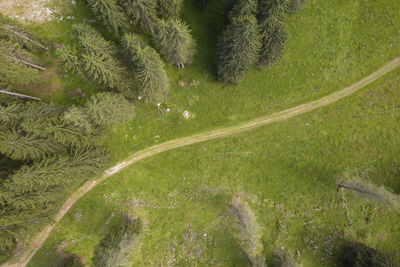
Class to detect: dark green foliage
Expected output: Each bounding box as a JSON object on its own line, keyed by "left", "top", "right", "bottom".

{"left": 81, "top": 52, "right": 127, "bottom": 91}
{"left": 257, "top": 0, "right": 288, "bottom": 67}
{"left": 72, "top": 24, "right": 118, "bottom": 56}
{"left": 229, "top": 0, "right": 258, "bottom": 20}
{"left": 85, "top": 92, "right": 135, "bottom": 127}
{"left": 58, "top": 24, "right": 132, "bottom": 95}
{"left": 288, "top": 0, "right": 306, "bottom": 12}
{"left": 334, "top": 240, "right": 394, "bottom": 267}
{"left": 0, "top": 147, "right": 107, "bottom": 253}
{"left": 157, "top": 0, "right": 183, "bottom": 19}
{"left": 217, "top": 15, "right": 261, "bottom": 83}
{"left": 56, "top": 46, "right": 82, "bottom": 75}
{"left": 123, "top": 33, "right": 169, "bottom": 102}
{"left": 92, "top": 219, "right": 142, "bottom": 267}
{"left": 0, "top": 103, "right": 23, "bottom": 128}
{"left": 87, "top": 0, "right": 129, "bottom": 36}
{"left": 259, "top": 24, "right": 286, "bottom": 66}
{"left": 193, "top": 0, "right": 208, "bottom": 7}
{"left": 0, "top": 130, "right": 64, "bottom": 160}
{"left": 122, "top": 0, "right": 157, "bottom": 34}
{"left": 3, "top": 147, "right": 107, "bottom": 197}
{"left": 154, "top": 18, "right": 196, "bottom": 68}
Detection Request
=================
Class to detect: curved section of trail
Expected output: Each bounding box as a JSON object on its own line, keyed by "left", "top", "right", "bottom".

{"left": 5, "top": 58, "right": 400, "bottom": 267}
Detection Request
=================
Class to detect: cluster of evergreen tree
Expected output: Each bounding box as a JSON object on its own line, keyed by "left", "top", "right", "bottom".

{"left": 0, "top": 92, "right": 134, "bottom": 257}
{"left": 217, "top": 0, "right": 305, "bottom": 83}
{"left": 92, "top": 218, "right": 142, "bottom": 267}
{"left": 57, "top": 24, "right": 134, "bottom": 97}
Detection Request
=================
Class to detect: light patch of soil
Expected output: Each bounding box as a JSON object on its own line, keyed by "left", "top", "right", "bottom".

{"left": 0, "top": 0, "right": 56, "bottom": 23}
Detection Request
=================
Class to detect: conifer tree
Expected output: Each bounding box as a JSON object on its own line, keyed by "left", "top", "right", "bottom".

{"left": 122, "top": 0, "right": 157, "bottom": 34}
{"left": 123, "top": 33, "right": 169, "bottom": 102}
{"left": 81, "top": 52, "right": 127, "bottom": 91}
{"left": 87, "top": 0, "right": 129, "bottom": 36}
{"left": 217, "top": 15, "right": 261, "bottom": 83}
{"left": 56, "top": 45, "right": 82, "bottom": 75}
{"left": 0, "top": 130, "right": 64, "bottom": 160}
{"left": 85, "top": 92, "right": 135, "bottom": 127}
{"left": 72, "top": 24, "right": 118, "bottom": 56}
{"left": 229, "top": 0, "right": 257, "bottom": 19}
{"left": 257, "top": 0, "right": 288, "bottom": 66}
{"left": 157, "top": 0, "right": 183, "bottom": 19}
{"left": 0, "top": 103, "right": 23, "bottom": 128}
{"left": 154, "top": 18, "right": 195, "bottom": 68}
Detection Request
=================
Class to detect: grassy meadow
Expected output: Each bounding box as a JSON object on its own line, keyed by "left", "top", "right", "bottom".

{"left": 28, "top": 65, "right": 400, "bottom": 265}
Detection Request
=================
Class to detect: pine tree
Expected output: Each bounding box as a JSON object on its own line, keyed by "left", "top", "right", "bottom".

{"left": 87, "top": 0, "right": 129, "bottom": 36}
{"left": 0, "top": 130, "right": 64, "bottom": 160}
{"left": 257, "top": 0, "right": 288, "bottom": 66}
{"left": 157, "top": 0, "right": 183, "bottom": 19}
{"left": 229, "top": 0, "right": 257, "bottom": 19}
{"left": 123, "top": 33, "right": 169, "bottom": 102}
{"left": 154, "top": 18, "right": 195, "bottom": 68}
{"left": 72, "top": 24, "right": 118, "bottom": 56}
{"left": 81, "top": 52, "right": 127, "bottom": 91}
{"left": 122, "top": 0, "right": 157, "bottom": 34}
{"left": 56, "top": 45, "right": 82, "bottom": 75}
{"left": 0, "top": 103, "right": 23, "bottom": 128}
{"left": 217, "top": 15, "right": 261, "bottom": 83}
{"left": 20, "top": 117, "right": 92, "bottom": 148}
{"left": 85, "top": 92, "right": 135, "bottom": 127}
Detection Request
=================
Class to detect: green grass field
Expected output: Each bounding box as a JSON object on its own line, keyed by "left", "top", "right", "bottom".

{"left": 5, "top": 0, "right": 400, "bottom": 265}
{"left": 28, "top": 64, "right": 400, "bottom": 266}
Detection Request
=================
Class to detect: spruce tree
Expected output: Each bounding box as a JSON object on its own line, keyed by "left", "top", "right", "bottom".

{"left": 154, "top": 18, "right": 195, "bottom": 68}
{"left": 72, "top": 24, "right": 118, "bottom": 56}
{"left": 0, "top": 130, "right": 64, "bottom": 160}
{"left": 217, "top": 15, "right": 261, "bottom": 83}
{"left": 0, "top": 39, "right": 45, "bottom": 71}
{"left": 123, "top": 33, "right": 169, "bottom": 102}
{"left": 122, "top": 0, "right": 157, "bottom": 34}
{"left": 56, "top": 45, "right": 82, "bottom": 75}
{"left": 229, "top": 0, "right": 257, "bottom": 19}
{"left": 85, "top": 92, "right": 135, "bottom": 127}
{"left": 0, "top": 103, "right": 23, "bottom": 128}
{"left": 81, "top": 52, "right": 127, "bottom": 91}
{"left": 257, "top": 0, "right": 288, "bottom": 66}
{"left": 87, "top": 0, "right": 129, "bottom": 36}
{"left": 157, "top": 0, "right": 183, "bottom": 19}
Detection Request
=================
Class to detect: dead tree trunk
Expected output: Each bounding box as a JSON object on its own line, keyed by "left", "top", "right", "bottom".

{"left": 6, "top": 27, "right": 49, "bottom": 50}
{"left": 5, "top": 55, "right": 46, "bottom": 71}
{"left": 0, "top": 90, "right": 41, "bottom": 101}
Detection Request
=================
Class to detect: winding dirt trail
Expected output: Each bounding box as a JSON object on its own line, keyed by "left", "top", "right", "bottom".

{"left": 5, "top": 57, "right": 400, "bottom": 267}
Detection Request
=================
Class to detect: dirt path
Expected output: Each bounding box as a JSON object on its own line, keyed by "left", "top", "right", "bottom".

{"left": 4, "top": 57, "right": 400, "bottom": 267}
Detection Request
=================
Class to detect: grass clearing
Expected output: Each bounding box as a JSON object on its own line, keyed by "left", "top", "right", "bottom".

{"left": 28, "top": 66, "right": 400, "bottom": 266}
